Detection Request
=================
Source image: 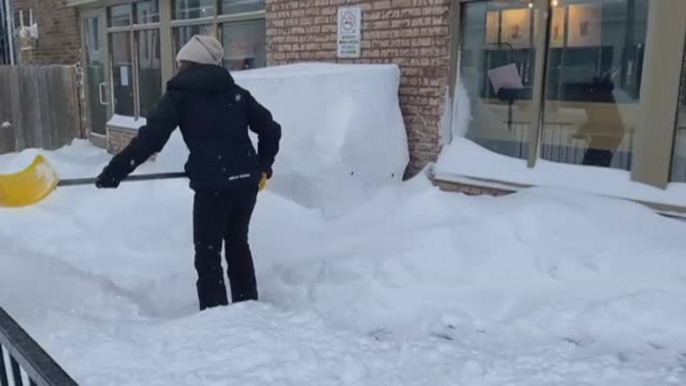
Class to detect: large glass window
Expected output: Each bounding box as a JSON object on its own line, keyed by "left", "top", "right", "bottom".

{"left": 459, "top": 0, "right": 648, "bottom": 172}
{"left": 541, "top": 0, "right": 647, "bottom": 170}
{"left": 103, "top": 0, "right": 266, "bottom": 120}
{"left": 221, "top": 19, "right": 266, "bottom": 71}
{"left": 174, "top": 0, "right": 215, "bottom": 20}
{"left": 460, "top": 1, "right": 541, "bottom": 160}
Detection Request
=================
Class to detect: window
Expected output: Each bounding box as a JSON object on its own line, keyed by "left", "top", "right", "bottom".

{"left": 459, "top": 0, "right": 649, "bottom": 171}
{"left": 108, "top": 0, "right": 161, "bottom": 119}
{"left": 540, "top": 0, "right": 647, "bottom": 171}
{"left": 221, "top": 19, "right": 266, "bottom": 70}
{"left": 174, "top": 0, "right": 215, "bottom": 20}
{"left": 671, "top": 44, "right": 686, "bottom": 183}
{"left": 102, "top": 0, "right": 266, "bottom": 120}
{"left": 136, "top": 0, "right": 160, "bottom": 24}
{"left": 172, "top": 0, "right": 267, "bottom": 72}
{"left": 460, "top": 1, "right": 540, "bottom": 160}
{"left": 217, "top": 0, "right": 266, "bottom": 72}
{"left": 110, "top": 4, "right": 132, "bottom": 27}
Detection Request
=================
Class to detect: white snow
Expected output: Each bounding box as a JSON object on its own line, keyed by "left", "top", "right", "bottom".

{"left": 443, "top": 80, "right": 472, "bottom": 141}
{"left": 435, "top": 137, "right": 686, "bottom": 208}
{"left": 107, "top": 114, "right": 147, "bottom": 130}
{"left": 1, "top": 141, "right": 686, "bottom": 385}
{"left": 156, "top": 63, "right": 410, "bottom": 217}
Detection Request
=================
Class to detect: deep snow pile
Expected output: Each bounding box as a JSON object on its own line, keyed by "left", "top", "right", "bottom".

{"left": 155, "top": 63, "right": 409, "bottom": 217}
{"left": 1, "top": 142, "right": 686, "bottom": 385}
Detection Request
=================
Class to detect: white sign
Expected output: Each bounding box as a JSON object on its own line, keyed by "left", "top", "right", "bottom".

{"left": 120, "top": 66, "right": 129, "bottom": 87}
{"left": 487, "top": 63, "right": 523, "bottom": 94}
{"left": 337, "top": 6, "right": 361, "bottom": 58}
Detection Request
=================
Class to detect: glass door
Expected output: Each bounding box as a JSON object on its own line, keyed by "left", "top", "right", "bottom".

{"left": 81, "top": 9, "right": 110, "bottom": 139}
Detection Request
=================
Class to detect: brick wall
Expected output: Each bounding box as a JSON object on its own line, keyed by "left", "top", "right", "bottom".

{"left": 108, "top": 127, "right": 160, "bottom": 162}
{"left": 11, "top": 0, "right": 80, "bottom": 65}
{"left": 107, "top": 127, "right": 137, "bottom": 155}
{"left": 265, "top": 0, "right": 453, "bottom": 175}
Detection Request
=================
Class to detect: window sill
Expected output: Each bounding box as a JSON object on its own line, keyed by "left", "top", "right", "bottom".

{"left": 107, "top": 114, "right": 147, "bottom": 131}
{"left": 433, "top": 138, "right": 686, "bottom": 215}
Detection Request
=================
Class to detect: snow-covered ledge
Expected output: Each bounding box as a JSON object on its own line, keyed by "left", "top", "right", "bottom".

{"left": 106, "top": 114, "right": 147, "bottom": 154}
{"left": 107, "top": 114, "right": 147, "bottom": 131}
{"left": 433, "top": 138, "right": 686, "bottom": 216}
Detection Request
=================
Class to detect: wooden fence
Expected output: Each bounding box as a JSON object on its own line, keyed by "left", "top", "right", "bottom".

{"left": 0, "top": 65, "right": 84, "bottom": 154}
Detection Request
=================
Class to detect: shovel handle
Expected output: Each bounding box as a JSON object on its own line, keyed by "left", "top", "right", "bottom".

{"left": 57, "top": 172, "right": 187, "bottom": 187}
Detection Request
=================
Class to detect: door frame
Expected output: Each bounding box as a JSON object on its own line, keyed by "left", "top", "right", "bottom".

{"left": 79, "top": 7, "right": 111, "bottom": 148}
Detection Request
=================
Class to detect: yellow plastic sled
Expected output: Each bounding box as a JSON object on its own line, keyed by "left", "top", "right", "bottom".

{"left": 0, "top": 155, "right": 187, "bottom": 208}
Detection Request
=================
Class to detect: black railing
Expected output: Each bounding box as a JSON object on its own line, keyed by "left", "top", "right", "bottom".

{"left": 0, "top": 308, "right": 78, "bottom": 386}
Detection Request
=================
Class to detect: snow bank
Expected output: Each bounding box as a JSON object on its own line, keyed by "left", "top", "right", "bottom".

{"left": 434, "top": 138, "right": 686, "bottom": 208}
{"left": 440, "top": 80, "right": 472, "bottom": 145}
{"left": 156, "top": 63, "right": 409, "bottom": 217}
{"left": 2, "top": 143, "right": 686, "bottom": 384}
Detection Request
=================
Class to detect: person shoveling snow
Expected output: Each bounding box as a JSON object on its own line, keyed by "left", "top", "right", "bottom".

{"left": 95, "top": 35, "right": 282, "bottom": 311}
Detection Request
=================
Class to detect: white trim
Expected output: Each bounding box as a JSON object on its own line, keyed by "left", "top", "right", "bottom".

{"left": 170, "top": 16, "right": 216, "bottom": 28}
{"left": 216, "top": 10, "right": 265, "bottom": 23}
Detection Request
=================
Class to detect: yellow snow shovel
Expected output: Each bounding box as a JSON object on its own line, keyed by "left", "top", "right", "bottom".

{"left": 0, "top": 154, "right": 186, "bottom": 208}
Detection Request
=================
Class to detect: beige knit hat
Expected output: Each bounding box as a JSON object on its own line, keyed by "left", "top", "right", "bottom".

{"left": 176, "top": 35, "right": 224, "bottom": 66}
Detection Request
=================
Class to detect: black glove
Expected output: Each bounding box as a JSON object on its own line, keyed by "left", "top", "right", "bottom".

{"left": 95, "top": 170, "right": 121, "bottom": 189}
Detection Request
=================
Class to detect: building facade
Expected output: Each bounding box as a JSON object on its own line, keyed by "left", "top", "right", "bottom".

{"left": 4, "top": 0, "right": 686, "bottom": 209}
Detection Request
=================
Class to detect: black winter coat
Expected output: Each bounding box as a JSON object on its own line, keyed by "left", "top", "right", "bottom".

{"left": 101, "top": 64, "right": 281, "bottom": 191}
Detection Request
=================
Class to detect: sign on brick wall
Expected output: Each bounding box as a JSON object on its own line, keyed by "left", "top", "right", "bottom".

{"left": 337, "top": 6, "right": 361, "bottom": 58}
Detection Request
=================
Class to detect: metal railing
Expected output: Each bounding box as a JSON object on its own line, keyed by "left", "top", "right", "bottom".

{"left": 0, "top": 308, "right": 78, "bottom": 386}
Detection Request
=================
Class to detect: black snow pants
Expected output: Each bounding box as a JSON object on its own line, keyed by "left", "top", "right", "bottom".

{"left": 193, "top": 186, "right": 259, "bottom": 310}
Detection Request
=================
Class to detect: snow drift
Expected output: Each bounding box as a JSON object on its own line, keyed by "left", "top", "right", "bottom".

{"left": 1, "top": 143, "right": 686, "bottom": 385}
{"left": 434, "top": 138, "right": 686, "bottom": 208}
{"left": 156, "top": 63, "right": 409, "bottom": 217}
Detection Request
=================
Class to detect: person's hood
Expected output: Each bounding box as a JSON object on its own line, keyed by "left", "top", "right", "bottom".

{"left": 167, "top": 64, "right": 235, "bottom": 94}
